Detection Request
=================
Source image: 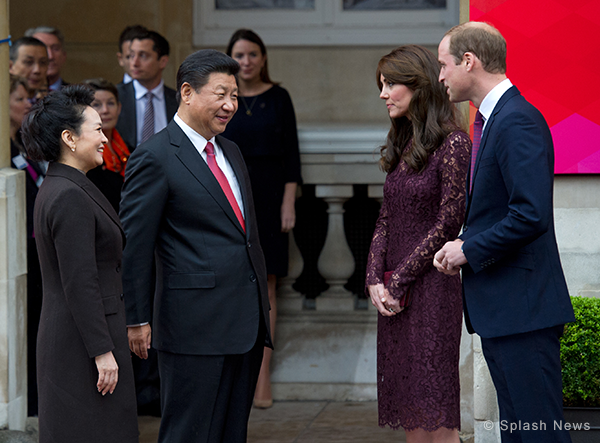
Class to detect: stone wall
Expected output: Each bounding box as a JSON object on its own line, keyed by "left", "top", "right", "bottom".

{"left": 9, "top": 0, "right": 433, "bottom": 126}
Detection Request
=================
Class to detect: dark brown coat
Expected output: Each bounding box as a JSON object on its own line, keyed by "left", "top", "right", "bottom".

{"left": 34, "top": 162, "right": 138, "bottom": 443}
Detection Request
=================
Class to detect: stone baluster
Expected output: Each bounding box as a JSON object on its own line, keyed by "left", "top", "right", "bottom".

{"left": 0, "top": 169, "right": 28, "bottom": 431}
{"left": 277, "top": 230, "right": 304, "bottom": 312}
{"left": 315, "top": 185, "right": 355, "bottom": 311}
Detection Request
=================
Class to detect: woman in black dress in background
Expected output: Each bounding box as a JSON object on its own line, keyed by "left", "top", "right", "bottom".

{"left": 223, "top": 28, "right": 302, "bottom": 408}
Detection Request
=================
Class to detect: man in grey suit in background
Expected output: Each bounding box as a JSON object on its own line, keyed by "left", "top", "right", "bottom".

{"left": 116, "top": 29, "right": 177, "bottom": 151}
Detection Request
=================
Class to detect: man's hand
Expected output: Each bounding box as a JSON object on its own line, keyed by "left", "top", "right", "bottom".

{"left": 128, "top": 324, "right": 152, "bottom": 359}
{"left": 434, "top": 239, "right": 467, "bottom": 275}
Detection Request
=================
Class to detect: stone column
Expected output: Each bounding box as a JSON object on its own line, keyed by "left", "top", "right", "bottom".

{"left": 277, "top": 231, "right": 304, "bottom": 312}
{"left": 1, "top": 0, "right": 9, "bottom": 168}
{"left": 0, "top": 169, "right": 28, "bottom": 431}
{"left": 315, "top": 185, "right": 355, "bottom": 311}
{"left": 1, "top": 0, "right": 28, "bottom": 431}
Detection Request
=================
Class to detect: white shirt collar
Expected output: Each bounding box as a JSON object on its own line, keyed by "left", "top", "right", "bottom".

{"left": 173, "top": 114, "right": 215, "bottom": 152}
{"left": 478, "top": 78, "right": 513, "bottom": 121}
{"left": 133, "top": 79, "right": 165, "bottom": 102}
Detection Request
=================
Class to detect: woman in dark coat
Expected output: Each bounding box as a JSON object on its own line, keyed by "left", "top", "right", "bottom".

{"left": 21, "top": 85, "right": 138, "bottom": 443}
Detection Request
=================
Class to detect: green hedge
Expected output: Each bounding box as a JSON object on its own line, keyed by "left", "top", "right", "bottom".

{"left": 561, "top": 296, "right": 600, "bottom": 407}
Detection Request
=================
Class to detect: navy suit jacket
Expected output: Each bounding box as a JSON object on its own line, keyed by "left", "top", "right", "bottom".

{"left": 115, "top": 81, "right": 178, "bottom": 151}
{"left": 119, "top": 120, "right": 271, "bottom": 355}
{"left": 460, "top": 86, "right": 574, "bottom": 338}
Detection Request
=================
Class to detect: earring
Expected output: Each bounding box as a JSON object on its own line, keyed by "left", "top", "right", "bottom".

{"left": 71, "top": 146, "right": 76, "bottom": 152}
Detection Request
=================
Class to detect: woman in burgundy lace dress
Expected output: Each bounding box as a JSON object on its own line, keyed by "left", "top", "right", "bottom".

{"left": 366, "top": 45, "right": 471, "bottom": 442}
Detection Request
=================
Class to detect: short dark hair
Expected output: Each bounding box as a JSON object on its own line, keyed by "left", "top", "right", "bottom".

{"left": 445, "top": 22, "right": 507, "bottom": 74}
{"left": 10, "top": 37, "right": 46, "bottom": 62}
{"left": 176, "top": 49, "right": 239, "bottom": 103}
{"left": 81, "top": 78, "right": 119, "bottom": 103}
{"left": 21, "top": 84, "right": 95, "bottom": 162}
{"left": 133, "top": 30, "right": 170, "bottom": 58}
{"left": 118, "top": 25, "right": 148, "bottom": 52}
{"left": 226, "top": 28, "right": 275, "bottom": 85}
{"left": 24, "top": 26, "right": 65, "bottom": 46}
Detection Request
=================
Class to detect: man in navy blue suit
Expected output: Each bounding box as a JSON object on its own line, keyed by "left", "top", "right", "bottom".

{"left": 434, "top": 22, "right": 574, "bottom": 442}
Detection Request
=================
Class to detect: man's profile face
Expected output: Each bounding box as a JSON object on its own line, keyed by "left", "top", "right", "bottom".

{"left": 9, "top": 45, "right": 49, "bottom": 91}
{"left": 117, "top": 40, "right": 133, "bottom": 76}
{"left": 32, "top": 32, "right": 66, "bottom": 80}
{"left": 129, "top": 38, "right": 168, "bottom": 86}
{"left": 181, "top": 72, "right": 238, "bottom": 140}
{"left": 438, "top": 36, "right": 468, "bottom": 104}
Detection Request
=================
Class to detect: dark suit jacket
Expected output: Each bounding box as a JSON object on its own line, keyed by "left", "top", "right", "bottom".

{"left": 115, "top": 81, "right": 178, "bottom": 151}
{"left": 120, "top": 120, "right": 272, "bottom": 355}
{"left": 34, "top": 162, "right": 137, "bottom": 442}
{"left": 460, "top": 86, "right": 574, "bottom": 338}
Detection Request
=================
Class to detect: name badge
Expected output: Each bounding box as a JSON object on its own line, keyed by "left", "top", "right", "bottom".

{"left": 12, "top": 154, "right": 28, "bottom": 170}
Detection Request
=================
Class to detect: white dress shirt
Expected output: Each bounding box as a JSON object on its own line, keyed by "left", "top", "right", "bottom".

{"left": 133, "top": 79, "right": 168, "bottom": 146}
{"left": 478, "top": 78, "right": 513, "bottom": 132}
{"left": 173, "top": 114, "right": 245, "bottom": 217}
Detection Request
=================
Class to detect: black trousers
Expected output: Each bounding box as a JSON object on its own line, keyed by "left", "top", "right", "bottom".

{"left": 156, "top": 326, "right": 265, "bottom": 443}
{"left": 481, "top": 325, "right": 571, "bottom": 443}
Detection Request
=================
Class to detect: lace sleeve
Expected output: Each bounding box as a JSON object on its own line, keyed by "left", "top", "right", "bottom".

{"left": 387, "top": 131, "right": 471, "bottom": 300}
{"left": 365, "top": 198, "right": 390, "bottom": 287}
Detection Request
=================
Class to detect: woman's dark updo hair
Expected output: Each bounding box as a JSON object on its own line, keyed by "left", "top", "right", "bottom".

{"left": 21, "top": 84, "right": 95, "bottom": 162}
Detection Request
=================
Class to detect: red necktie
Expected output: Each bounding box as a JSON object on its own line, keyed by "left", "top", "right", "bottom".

{"left": 205, "top": 142, "right": 246, "bottom": 232}
{"left": 470, "top": 111, "right": 484, "bottom": 192}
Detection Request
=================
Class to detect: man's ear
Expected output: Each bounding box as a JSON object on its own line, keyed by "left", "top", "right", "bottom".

{"left": 463, "top": 52, "right": 476, "bottom": 72}
{"left": 180, "top": 83, "right": 193, "bottom": 105}
{"left": 159, "top": 55, "right": 169, "bottom": 70}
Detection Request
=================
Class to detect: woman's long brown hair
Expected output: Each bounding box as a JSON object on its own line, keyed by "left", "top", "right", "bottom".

{"left": 376, "top": 45, "right": 463, "bottom": 173}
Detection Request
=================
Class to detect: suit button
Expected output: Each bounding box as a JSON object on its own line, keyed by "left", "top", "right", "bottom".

{"left": 120, "top": 293, "right": 124, "bottom": 301}
{"left": 247, "top": 242, "right": 252, "bottom": 248}
{"left": 463, "top": 226, "right": 468, "bottom": 233}
{"left": 249, "top": 274, "right": 257, "bottom": 283}
{"left": 116, "top": 265, "right": 121, "bottom": 272}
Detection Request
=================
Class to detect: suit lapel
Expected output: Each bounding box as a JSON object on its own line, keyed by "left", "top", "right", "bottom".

{"left": 170, "top": 124, "right": 246, "bottom": 236}
{"left": 48, "top": 163, "right": 125, "bottom": 240}
{"left": 465, "top": 86, "right": 521, "bottom": 217}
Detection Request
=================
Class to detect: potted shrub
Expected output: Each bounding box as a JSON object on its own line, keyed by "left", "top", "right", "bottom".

{"left": 561, "top": 295, "right": 600, "bottom": 443}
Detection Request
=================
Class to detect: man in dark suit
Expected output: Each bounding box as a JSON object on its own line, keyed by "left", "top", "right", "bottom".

{"left": 434, "top": 22, "right": 574, "bottom": 442}
{"left": 120, "top": 49, "right": 271, "bottom": 443}
{"left": 116, "top": 30, "right": 178, "bottom": 151}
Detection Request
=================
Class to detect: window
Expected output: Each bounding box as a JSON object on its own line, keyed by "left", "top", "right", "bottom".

{"left": 194, "top": 0, "right": 459, "bottom": 46}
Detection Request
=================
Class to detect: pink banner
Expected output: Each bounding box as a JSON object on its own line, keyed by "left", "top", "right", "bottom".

{"left": 470, "top": 0, "right": 600, "bottom": 173}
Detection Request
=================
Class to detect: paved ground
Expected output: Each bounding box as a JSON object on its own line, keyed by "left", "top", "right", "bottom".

{"left": 140, "top": 401, "right": 405, "bottom": 443}
{"left": 11, "top": 402, "right": 418, "bottom": 442}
